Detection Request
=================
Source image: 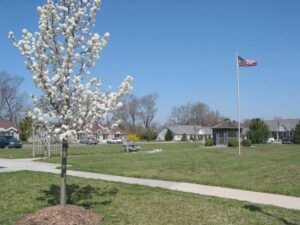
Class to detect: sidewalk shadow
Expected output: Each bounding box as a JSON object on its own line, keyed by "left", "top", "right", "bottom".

{"left": 243, "top": 205, "right": 299, "bottom": 225}
{"left": 37, "top": 184, "right": 118, "bottom": 208}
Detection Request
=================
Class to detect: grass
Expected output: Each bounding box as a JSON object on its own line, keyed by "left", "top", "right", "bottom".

{"left": 0, "top": 171, "right": 300, "bottom": 225}
{"left": 1, "top": 143, "right": 300, "bottom": 196}
{"left": 0, "top": 148, "right": 32, "bottom": 158}
{"left": 43, "top": 143, "right": 300, "bottom": 197}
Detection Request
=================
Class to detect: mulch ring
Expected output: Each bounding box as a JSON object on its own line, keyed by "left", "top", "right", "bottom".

{"left": 15, "top": 205, "right": 102, "bottom": 225}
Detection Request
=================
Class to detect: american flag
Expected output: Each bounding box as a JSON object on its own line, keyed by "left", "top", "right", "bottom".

{"left": 238, "top": 56, "right": 257, "bottom": 67}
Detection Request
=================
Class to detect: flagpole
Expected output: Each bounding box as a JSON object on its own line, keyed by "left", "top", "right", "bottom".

{"left": 236, "top": 50, "right": 241, "bottom": 158}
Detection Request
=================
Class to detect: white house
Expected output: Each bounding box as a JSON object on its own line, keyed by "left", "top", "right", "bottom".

{"left": 264, "top": 119, "right": 299, "bottom": 140}
{"left": 0, "top": 120, "right": 19, "bottom": 139}
{"left": 77, "top": 124, "right": 127, "bottom": 142}
{"left": 157, "top": 125, "right": 212, "bottom": 141}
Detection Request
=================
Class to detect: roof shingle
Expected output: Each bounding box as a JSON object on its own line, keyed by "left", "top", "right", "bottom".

{"left": 0, "top": 120, "right": 16, "bottom": 130}
{"left": 264, "top": 119, "right": 300, "bottom": 131}
{"left": 167, "top": 125, "right": 212, "bottom": 135}
{"left": 211, "top": 120, "right": 239, "bottom": 129}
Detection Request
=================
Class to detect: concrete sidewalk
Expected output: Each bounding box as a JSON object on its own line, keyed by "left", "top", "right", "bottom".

{"left": 1, "top": 158, "right": 300, "bottom": 211}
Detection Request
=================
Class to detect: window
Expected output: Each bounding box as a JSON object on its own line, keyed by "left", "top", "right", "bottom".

{"left": 228, "top": 130, "right": 237, "bottom": 137}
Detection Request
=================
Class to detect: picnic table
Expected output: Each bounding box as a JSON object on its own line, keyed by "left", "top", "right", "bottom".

{"left": 123, "top": 142, "right": 141, "bottom": 152}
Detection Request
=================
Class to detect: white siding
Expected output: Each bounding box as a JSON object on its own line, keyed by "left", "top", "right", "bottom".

{"left": 157, "top": 128, "right": 168, "bottom": 141}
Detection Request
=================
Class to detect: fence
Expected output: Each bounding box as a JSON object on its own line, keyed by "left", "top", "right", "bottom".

{"left": 32, "top": 143, "right": 62, "bottom": 158}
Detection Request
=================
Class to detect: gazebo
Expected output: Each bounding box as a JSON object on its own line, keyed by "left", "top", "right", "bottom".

{"left": 212, "top": 119, "right": 242, "bottom": 145}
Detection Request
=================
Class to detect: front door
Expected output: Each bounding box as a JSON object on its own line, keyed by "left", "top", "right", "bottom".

{"left": 217, "top": 131, "right": 225, "bottom": 145}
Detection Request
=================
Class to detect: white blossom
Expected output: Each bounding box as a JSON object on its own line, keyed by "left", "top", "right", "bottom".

{"left": 10, "top": 0, "right": 133, "bottom": 141}
{"left": 55, "top": 128, "right": 62, "bottom": 134}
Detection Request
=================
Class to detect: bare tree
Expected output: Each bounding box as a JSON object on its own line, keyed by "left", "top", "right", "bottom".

{"left": 127, "top": 95, "right": 139, "bottom": 131}
{"left": 190, "top": 102, "right": 208, "bottom": 125}
{"left": 168, "top": 102, "right": 224, "bottom": 126}
{"left": 115, "top": 93, "right": 158, "bottom": 132}
{"left": 204, "top": 110, "right": 222, "bottom": 127}
{"left": 169, "top": 103, "right": 192, "bottom": 125}
{"left": 115, "top": 94, "right": 139, "bottom": 132}
{"left": 0, "top": 71, "right": 29, "bottom": 124}
{"left": 139, "top": 94, "right": 158, "bottom": 130}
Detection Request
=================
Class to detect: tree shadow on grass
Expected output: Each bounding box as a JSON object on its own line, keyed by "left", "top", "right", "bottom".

{"left": 243, "top": 205, "right": 299, "bottom": 225}
{"left": 37, "top": 184, "right": 118, "bottom": 209}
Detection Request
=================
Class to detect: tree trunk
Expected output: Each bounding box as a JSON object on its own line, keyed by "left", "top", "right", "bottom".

{"left": 60, "top": 139, "right": 68, "bottom": 206}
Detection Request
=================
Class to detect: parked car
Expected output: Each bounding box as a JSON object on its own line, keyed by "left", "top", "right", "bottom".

{"left": 282, "top": 137, "right": 293, "bottom": 144}
{"left": 79, "top": 139, "right": 89, "bottom": 144}
{"left": 79, "top": 137, "right": 99, "bottom": 145}
{"left": 99, "top": 139, "right": 107, "bottom": 144}
{"left": 87, "top": 138, "right": 99, "bottom": 145}
{"left": 0, "top": 136, "right": 23, "bottom": 148}
{"left": 107, "top": 138, "right": 122, "bottom": 144}
{"left": 266, "top": 137, "right": 275, "bottom": 144}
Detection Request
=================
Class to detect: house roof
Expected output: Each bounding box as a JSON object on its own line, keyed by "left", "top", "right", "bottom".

{"left": 90, "top": 124, "right": 107, "bottom": 133}
{"left": 201, "top": 127, "right": 213, "bottom": 135}
{"left": 211, "top": 120, "right": 240, "bottom": 129}
{"left": 110, "top": 126, "right": 127, "bottom": 135}
{"left": 167, "top": 125, "right": 212, "bottom": 135}
{"left": 0, "top": 120, "right": 17, "bottom": 131}
{"left": 79, "top": 124, "right": 126, "bottom": 135}
{"left": 264, "top": 119, "right": 300, "bottom": 132}
{"left": 78, "top": 124, "right": 110, "bottom": 134}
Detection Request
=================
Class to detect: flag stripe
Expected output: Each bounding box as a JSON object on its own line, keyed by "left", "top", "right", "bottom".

{"left": 238, "top": 56, "right": 257, "bottom": 67}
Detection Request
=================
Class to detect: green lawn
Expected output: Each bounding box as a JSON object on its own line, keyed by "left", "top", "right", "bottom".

{"left": 0, "top": 148, "right": 32, "bottom": 158}
{"left": 1, "top": 171, "right": 300, "bottom": 225}
{"left": 1, "top": 143, "right": 300, "bottom": 197}
{"left": 43, "top": 143, "right": 300, "bottom": 197}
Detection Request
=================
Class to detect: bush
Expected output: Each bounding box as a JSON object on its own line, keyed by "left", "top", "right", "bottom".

{"left": 140, "top": 131, "right": 157, "bottom": 141}
{"left": 19, "top": 116, "right": 32, "bottom": 141}
{"left": 181, "top": 133, "right": 187, "bottom": 141}
{"left": 292, "top": 121, "right": 300, "bottom": 144}
{"left": 127, "top": 133, "right": 140, "bottom": 142}
{"left": 242, "top": 139, "right": 252, "bottom": 147}
{"left": 205, "top": 138, "right": 214, "bottom": 147}
{"left": 228, "top": 140, "right": 238, "bottom": 147}
{"left": 165, "top": 129, "right": 174, "bottom": 141}
{"left": 247, "top": 118, "right": 270, "bottom": 144}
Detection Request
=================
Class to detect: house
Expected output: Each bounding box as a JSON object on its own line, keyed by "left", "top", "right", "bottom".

{"left": 77, "top": 124, "right": 109, "bottom": 143}
{"left": 77, "top": 124, "right": 127, "bottom": 142}
{"left": 157, "top": 125, "right": 212, "bottom": 141}
{"left": 0, "top": 120, "right": 19, "bottom": 139}
{"left": 109, "top": 127, "right": 127, "bottom": 141}
{"left": 264, "top": 119, "right": 299, "bottom": 140}
{"left": 212, "top": 119, "right": 242, "bottom": 145}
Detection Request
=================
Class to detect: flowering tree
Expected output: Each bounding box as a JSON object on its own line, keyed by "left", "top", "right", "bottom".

{"left": 9, "top": 0, "right": 132, "bottom": 206}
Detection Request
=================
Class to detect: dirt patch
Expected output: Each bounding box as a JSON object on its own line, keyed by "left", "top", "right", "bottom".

{"left": 146, "top": 149, "right": 162, "bottom": 154}
{"left": 16, "top": 205, "right": 102, "bottom": 225}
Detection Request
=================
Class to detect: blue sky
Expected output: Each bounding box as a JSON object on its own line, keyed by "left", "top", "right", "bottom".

{"left": 0, "top": 0, "right": 299, "bottom": 123}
